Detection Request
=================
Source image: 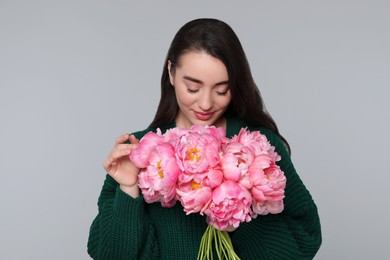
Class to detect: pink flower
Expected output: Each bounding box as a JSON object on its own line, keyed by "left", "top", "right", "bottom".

{"left": 130, "top": 130, "right": 164, "bottom": 168}
{"left": 248, "top": 154, "right": 273, "bottom": 175}
{"left": 137, "top": 143, "right": 181, "bottom": 207}
{"left": 206, "top": 180, "right": 252, "bottom": 231}
{"left": 176, "top": 184, "right": 212, "bottom": 215}
{"left": 176, "top": 168, "right": 223, "bottom": 215}
{"left": 163, "top": 127, "right": 187, "bottom": 144}
{"left": 221, "top": 142, "right": 254, "bottom": 189}
{"left": 190, "top": 124, "right": 227, "bottom": 141}
{"left": 249, "top": 157, "right": 286, "bottom": 216}
{"left": 175, "top": 128, "right": 222, "bottom": 174}
{"left": 232, "top": 128, "right": 281, "bottom": 161}
{"left": 138, "top": 168, "right": 163, "bottom": 203}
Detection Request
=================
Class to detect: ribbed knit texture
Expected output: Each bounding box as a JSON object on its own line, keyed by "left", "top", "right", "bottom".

{"left": 87, "top": 117, "right": 322, "bottom": 259}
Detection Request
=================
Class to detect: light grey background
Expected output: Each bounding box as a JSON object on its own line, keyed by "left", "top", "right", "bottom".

{"left": 1, "top": 0, "right": 389, "bottom": 259}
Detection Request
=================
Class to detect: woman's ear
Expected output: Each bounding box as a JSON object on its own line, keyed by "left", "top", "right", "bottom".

{"left": 167, "top": 60, "right": 174, "bottom": 86}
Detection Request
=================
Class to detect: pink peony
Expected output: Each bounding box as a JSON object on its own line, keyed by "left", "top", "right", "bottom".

{"left": 138, "top": 168, "right": 163, "bottom": 203}
{"left": 221, "top": 141, "right": 254, "bottom": 189}
{"left": 176, "top": 168, "right": 223, "bottom": 215}
{"left": 176, "top": 184, "right": 212, "bottom": 215}
{"left": 232, "top": 128, "right": 281, "bottom": 161}
{"left": 250, "top": 158, "right": 286, "bottom": 216}
{"left": 163, "top": 127, "right": 187, "bottom": 144}
{"left": 137, "top": 143, "right": 181, "bottom": 207}
{"left": 175, "top": 128, "right": 222, "bottom": 174}
{"left": 130, "top": 130, "right": 164, "bottom": 168}
{"left": 190, "top": 124, "right": 227, "bottom": 141}
{"left": 206, "top": 180, "right": 252, "bottom": 231}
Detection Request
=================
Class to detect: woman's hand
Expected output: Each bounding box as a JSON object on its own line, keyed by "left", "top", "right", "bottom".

{"left": 103, "top": 134, "right": 141, "bottom": 197}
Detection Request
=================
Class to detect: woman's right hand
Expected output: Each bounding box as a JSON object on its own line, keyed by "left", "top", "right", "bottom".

{"left": 103, "top": 134, "right": 141, "bottom": 197}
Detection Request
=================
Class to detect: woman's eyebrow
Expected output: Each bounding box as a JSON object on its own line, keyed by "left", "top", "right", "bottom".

{"left": 183, "top": 75, "right": 228, "bottom": 86}
{"left": 183, "top": 75, "right": 203, "bottom": 84}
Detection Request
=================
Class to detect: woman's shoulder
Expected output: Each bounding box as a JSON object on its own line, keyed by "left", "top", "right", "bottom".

{"left": 227, "top": 117, "right": 277, "bottom": 138}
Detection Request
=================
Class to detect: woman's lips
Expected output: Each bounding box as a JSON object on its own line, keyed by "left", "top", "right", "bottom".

{"left": 194, "top": 111, "right": 213, "bottom": 121}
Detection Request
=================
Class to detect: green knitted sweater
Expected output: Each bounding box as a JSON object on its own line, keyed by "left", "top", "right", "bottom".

{"left": 87, "top": 117, "right": 321, "bottom": 259}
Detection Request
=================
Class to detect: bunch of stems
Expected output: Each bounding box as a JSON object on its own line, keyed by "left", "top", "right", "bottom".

{"left": 197, "top": 225, "right": 241, "bottom": 260}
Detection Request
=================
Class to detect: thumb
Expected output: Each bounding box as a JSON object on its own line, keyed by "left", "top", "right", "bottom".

{"left": 129, "top": 134, "right": 140, "bottom": 144}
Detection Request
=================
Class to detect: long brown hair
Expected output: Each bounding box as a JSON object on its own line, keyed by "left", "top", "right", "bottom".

{"left": 149, "top": 18, "right": 290, "bottom": 153}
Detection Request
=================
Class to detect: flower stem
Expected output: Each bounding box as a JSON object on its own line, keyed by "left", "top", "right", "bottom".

{"left": 197, "top": 225, "right": 241, "bottom": 260}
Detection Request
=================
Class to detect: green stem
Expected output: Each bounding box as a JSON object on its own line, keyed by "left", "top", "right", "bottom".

{"left": 197, "top": 225, "right": 241, "bottom": 260}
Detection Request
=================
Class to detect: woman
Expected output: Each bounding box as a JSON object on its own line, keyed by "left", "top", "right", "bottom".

{"left": 88, "top": 18, "right": 322, "bottom": 259}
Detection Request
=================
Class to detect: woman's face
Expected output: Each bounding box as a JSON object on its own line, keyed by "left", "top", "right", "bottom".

{"left": 168, "top": 51, "right": 232, "bottom": 128}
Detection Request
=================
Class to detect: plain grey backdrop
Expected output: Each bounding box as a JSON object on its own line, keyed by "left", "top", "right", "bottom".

{"left": 1, "top": 0, "right": 389, "bottom": 259}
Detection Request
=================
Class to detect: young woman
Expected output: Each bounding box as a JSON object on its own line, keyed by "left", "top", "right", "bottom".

{"left": 88, "top": 18, "right": 322, "bottom": 259}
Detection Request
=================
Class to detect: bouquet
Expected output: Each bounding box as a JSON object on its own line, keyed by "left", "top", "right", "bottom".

{"left": 130, "top": 125, "right": 286, "bottom": 259}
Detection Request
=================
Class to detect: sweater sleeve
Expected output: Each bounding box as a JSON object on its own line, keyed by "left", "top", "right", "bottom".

{"left": 87, "top": 174, "right": 160, "bottom": 259}
{"left": 232, "top": 129, "right": 322, "bottom": 259}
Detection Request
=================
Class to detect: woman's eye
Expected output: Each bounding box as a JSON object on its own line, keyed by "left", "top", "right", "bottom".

{"left": 187, "top": 88, "right": 199, "bottom": 93}
{"left": 216, "top": 89, "right": 229, "bottom": 96}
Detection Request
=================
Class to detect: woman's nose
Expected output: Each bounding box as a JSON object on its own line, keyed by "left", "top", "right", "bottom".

{"left": 198, "top": 91, "right": 213, "bottom": 111}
